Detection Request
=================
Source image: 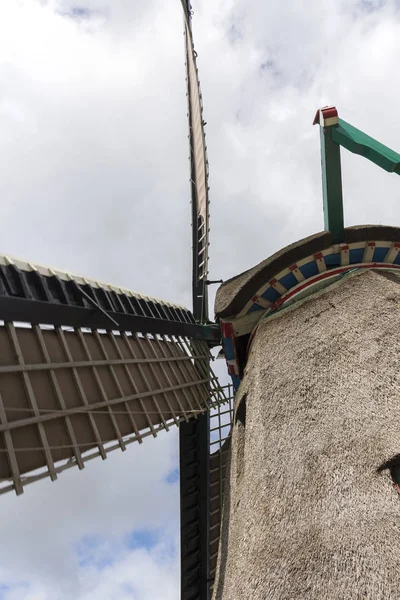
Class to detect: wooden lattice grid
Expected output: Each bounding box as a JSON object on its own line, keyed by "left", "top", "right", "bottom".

{"left": 0, "top": 322, "right": 226, "bottom": 495}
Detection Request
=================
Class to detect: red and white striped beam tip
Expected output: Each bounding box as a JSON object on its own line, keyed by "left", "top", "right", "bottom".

{"left": 313, "top": 106, "right": 339, "bottom": 127}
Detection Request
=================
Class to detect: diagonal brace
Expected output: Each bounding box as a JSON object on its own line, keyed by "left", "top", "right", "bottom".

{"left": 332, "top": 118, "right": 400, "bottom": 175}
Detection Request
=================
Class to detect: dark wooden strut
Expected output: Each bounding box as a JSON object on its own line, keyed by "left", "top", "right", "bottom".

{"left": 180, "top": 413, "right": 210, "bottom": 600}
{"left": 0, "top": 262, "right": 219, "bottom": 341}
{"left": 0, "top": 296, "right": 219, "bottom": 342}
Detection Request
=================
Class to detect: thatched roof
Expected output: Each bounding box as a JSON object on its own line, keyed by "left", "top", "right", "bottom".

{"left": 213, "top": 269, "right": 400, "bottom": 599}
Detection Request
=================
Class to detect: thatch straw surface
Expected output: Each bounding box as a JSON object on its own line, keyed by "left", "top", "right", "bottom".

{"left": 213, "top": 269, "right": 400, "bottom": 599}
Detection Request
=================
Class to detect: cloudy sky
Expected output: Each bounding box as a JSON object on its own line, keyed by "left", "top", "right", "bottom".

{"left": 1, "top": 0, "right": 400, "bottom": 598}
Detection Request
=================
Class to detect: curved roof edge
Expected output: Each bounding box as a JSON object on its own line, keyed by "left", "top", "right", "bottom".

{"left": 214, "top": 225, "right": 400, "bottom": 319}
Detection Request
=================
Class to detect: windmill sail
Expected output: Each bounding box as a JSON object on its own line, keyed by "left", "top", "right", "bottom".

{"left": 181, "top": 0, "right": 210, "bottom": 322}
{"left": 0, "top": 255, "right": 226, "bottom": 495}
{"left": 178, "top": 4, "right": 231, "bottom": 599}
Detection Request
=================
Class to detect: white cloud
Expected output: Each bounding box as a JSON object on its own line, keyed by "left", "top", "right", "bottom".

{"left": 1, "top": 536, "right": 179, "bottom": 600}
{"left": 190, "top": 0, "right": 400, "bottom": 285}
{"left": 0, "top": 428, "right": 179, "bottom": 598}
{"left": 0, "top": 0, "right": 191, "bottom": 305}
{"left": 1, "top": 0, "right": 400, "bottom": 598}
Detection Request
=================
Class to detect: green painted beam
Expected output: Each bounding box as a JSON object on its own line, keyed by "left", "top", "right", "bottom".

{"left": 333, "top": 119, "right": 400, "bottom": 175}
{"left": 315, "top": 107, "right": 400, "bottom": 245}
{"left": 319, "top": 125, "right": 345, "bottom": 244}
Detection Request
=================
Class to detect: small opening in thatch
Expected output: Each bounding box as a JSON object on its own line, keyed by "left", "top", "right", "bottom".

{"left": 235, "top": 395, "right": 247, "bottom": 482}
{"left": 235, "top": 396, "right": 247, "bottom": 427}
{"left": 377, "top": 454, "right": 400, "bottom": 495}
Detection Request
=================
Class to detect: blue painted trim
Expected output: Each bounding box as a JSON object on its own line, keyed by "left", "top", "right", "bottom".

{"left": 248, "top": 244, "right": 396, "bottom": 316}
{"left": 372, "top": 247, "right": 388, "bottom": 262}
{"left": 262, "top": 287, "right": 280, "bottom": 303}
{"left": 222, "top": 337, "right": 235, "bottom": 361}
{"left": 300, "top": 261, "right": 319, "bottom": 278}
{"left": 231, "top": 375, "right": 241, "bottom": 391}
{"left": 324, "top": 252, "right": 340, "bottom": 267}
{"left": 248, "top": 303, "right": 264, "bottom": 313}
{"left": 279, "top": 272, "right": 298, "bottom": 290}
{"left": 349, "top": 248, "right": 364, "bottom": 263}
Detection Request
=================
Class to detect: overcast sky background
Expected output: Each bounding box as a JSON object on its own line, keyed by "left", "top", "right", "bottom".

{"left": 1, "top": 0, "right": 400, "bottom": 598}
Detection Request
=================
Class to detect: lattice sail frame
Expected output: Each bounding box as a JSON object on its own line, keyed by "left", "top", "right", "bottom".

{"left": 0, "top": 256, "right": 227, "bottom": 496}
{"left": 209, "top": 386, "right": 234, "bottom": 587}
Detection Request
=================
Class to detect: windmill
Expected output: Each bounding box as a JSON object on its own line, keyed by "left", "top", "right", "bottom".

{"left": 2, "top": 2, "right": 400, "bottom": 600}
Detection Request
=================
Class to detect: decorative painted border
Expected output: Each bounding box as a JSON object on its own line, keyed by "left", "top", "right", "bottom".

{"left": 240, "top": 240, "right": 400, "bottom": 318}
{"left": 221, "top": 239, "right": 400, "bottom": 390}
{"left": 221, "top": 321, "right": 241, "bottom": 390}
{"left": 246, "top": 262, "right": 400, "bottom": 357}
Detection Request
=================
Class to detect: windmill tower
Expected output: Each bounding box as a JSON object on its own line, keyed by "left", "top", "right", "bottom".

{"left": 211, "top": 108, "right": 400, "bottom": 599}
{"left": 1, "top": 3, "right": 400, "bottom": 600}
